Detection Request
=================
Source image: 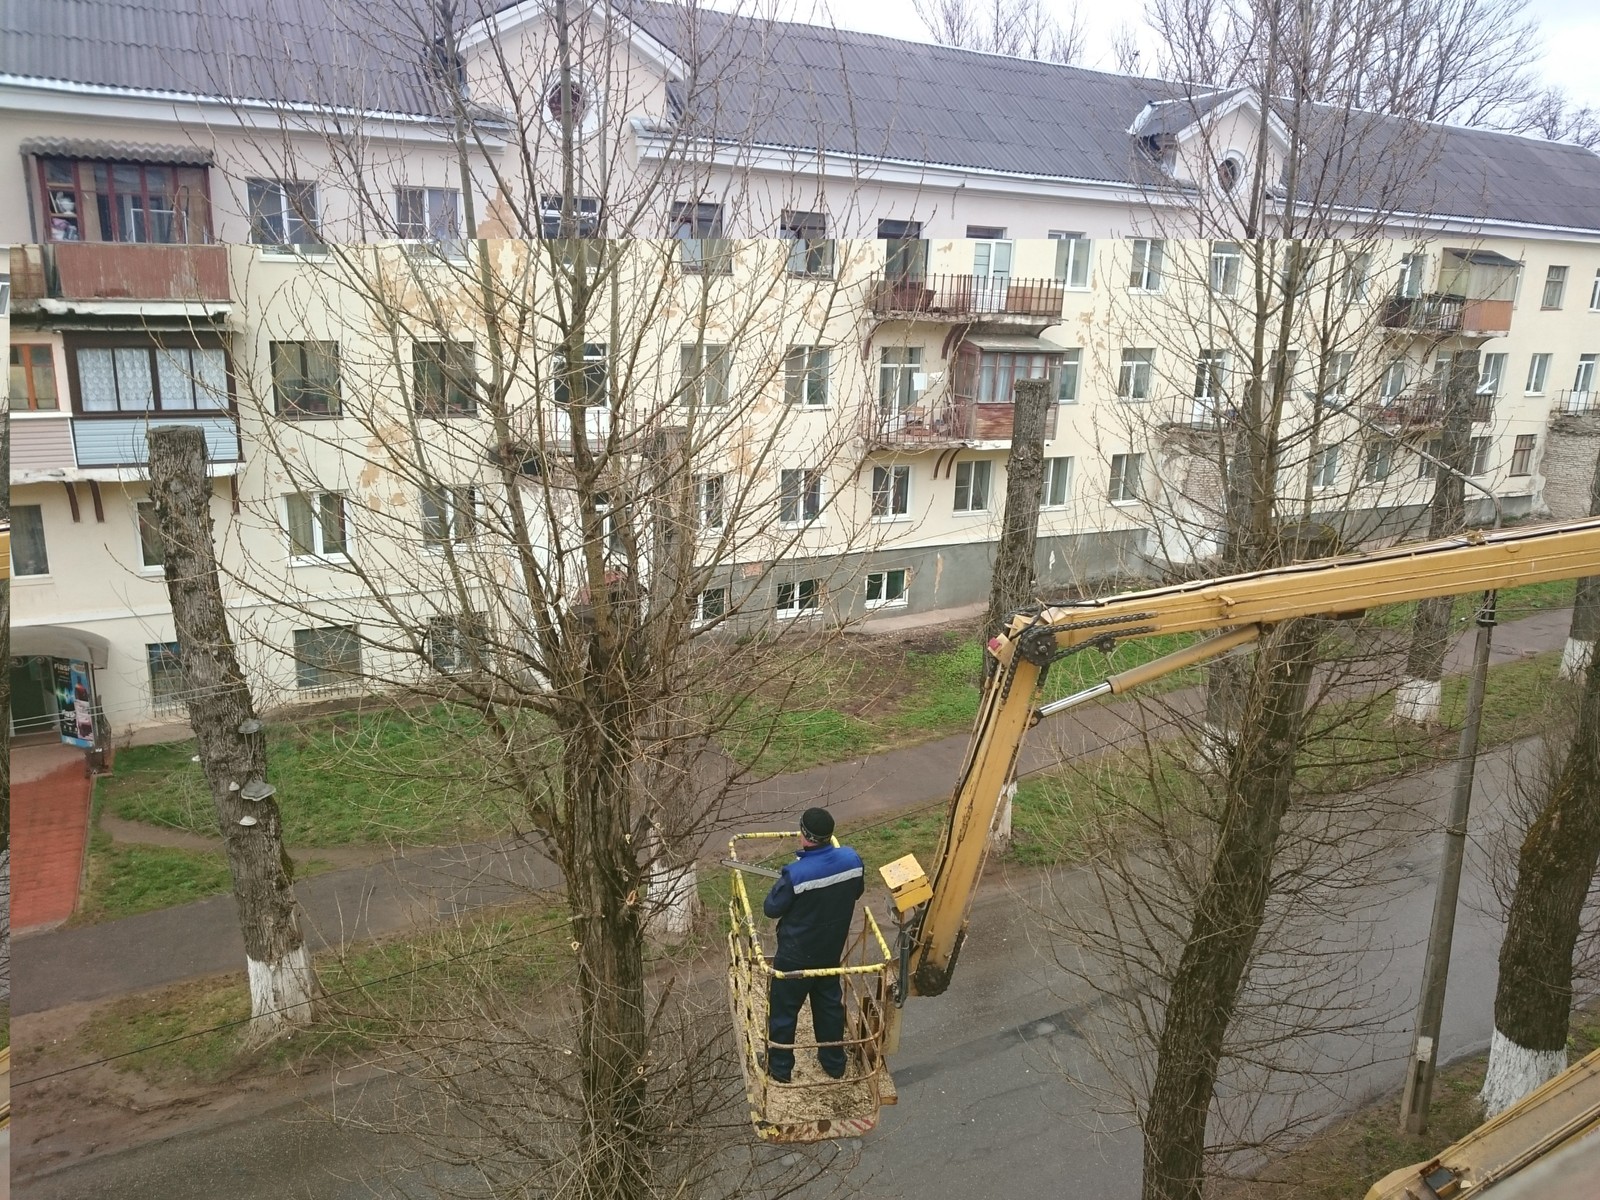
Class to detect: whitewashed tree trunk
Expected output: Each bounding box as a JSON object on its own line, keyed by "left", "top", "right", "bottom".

{"left": 1559, "top": 637, "right": 1594, "bottom": 680}
{"left": 247, "top": 944, "right": 319, "bottom": 1040}
{"left": 989, "top": 782, "right": 1016, "bottom": 853}
{"left": 1392, "top": 677, "right": 1443, "bottom": 724}
{"left": 1480, "top": 1028, "right": 1567, "bottom": 1116}
{"left": 646, "top": 832, "right": 699, "bottom": 939}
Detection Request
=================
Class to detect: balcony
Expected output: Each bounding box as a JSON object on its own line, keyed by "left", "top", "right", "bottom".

{"left": 867, "top": 274, "right": 1066, "bottom": 322}
{"left": 1380, "top": 293, "right": 1513, "bottom": 339}
{"left": 1364, "top": 391, "right": 1496, "bottom": 429}
{"left": 11, "top": 411, "right": 241, "bottom": 481}
{"left": 1554, "top": 389, "right": 1598, "bottom": 416}
{"left": 9, "top": 242, "right": 231, "bottom": 309}
{"left": 866, "top": 396, "right": 1058, "bottom": 448}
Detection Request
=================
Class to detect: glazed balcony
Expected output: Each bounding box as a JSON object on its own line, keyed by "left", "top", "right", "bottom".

{"left": 867, "top": 274, "right": 1067, "bottom": 321}
{"left": 10, "top": 242, "right": 231, "bottom": 306}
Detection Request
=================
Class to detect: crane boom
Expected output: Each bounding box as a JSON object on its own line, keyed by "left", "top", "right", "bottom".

{"left": 905, "top": 518, "right": 1600, "bottom": 998}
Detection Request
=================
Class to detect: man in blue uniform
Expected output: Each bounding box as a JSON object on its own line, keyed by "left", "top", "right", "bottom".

{"left": 762, "top": 806, "right": 865, "bottom": 1082}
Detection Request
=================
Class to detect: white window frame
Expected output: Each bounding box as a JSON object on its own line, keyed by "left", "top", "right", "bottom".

{"left": 697, "top": 473, "right": 725, "bottom": 531}
{"left": 1310, "top": 446, "right": 1340, "bottom": 491}
{"left": 146, "top": 641, "right": 185, "bottom": 715}
{"left": 865, "top": 568, "right": 909, "bottom": 610}
{"left": 421, "top": 485, "right": 476, "bottom": 549}
{"left": 135, "top": 500, "right": 164, "bottom": 573}
{"left": 1057, "top": 348, "right": 1082, "bottom": 403}
{"left": 1108, "top": 453, "right": 1143, "bottom": 505}
{"left": 1572, "top": 354, "right": 1596, "bottom": 398}
{"left": 1323, "top": 351, "right": 1355, "bottom": 403}
{"left": 283, "top": 491, "right": 350, "bottom": 566}
{"left": 953, "top": 459, "right": 992, "bottom": 513}
{"left": 784, "top": 345, "right": 830, "bottom": 409}
{"left": 1525, "top": 353, "right": 1551, "bottom": 395}
{"left": 1210, "top": 241, "right": 1241, "bottom": 296}
{"left": 1469, "top": 435, "right": 1492, "bottom": 476}
{"left": 1397, "top": 252, "right": 1427, "bottom": 299}
{"left": 1381, "top": 360, "right": 1407, "bottom": 401}
{"left": 1049, "top": 232, "right": 1091, "bottom": 289}
{"left": 679, "top": 342, "right": 730, "bottom": 407}
{"left": 427, "top": 613, "right": 487, "bottom": 674}
{"left": 775, "top": 578, "right": 821, "bottom": 620}
{"left": 695, "top": 585, "right": 727, "bottom": 625}
{"left": 1363, "top": 439, "right": 1394, "bottom": 483}
{"left": 1119, "top": 348, "right": 1155, "bottom": 401}
{"left": 1129, "top": 239, "right": 1164, "bottom": 292}
{"left": 1343, "top": 251, "right": 1371, "bottom": 302}
{"left": 1042, "top": 456, "right": 1073, "bottom": 508}
{"left": 395, "top": 186, "right": 463, "bottom": 257}
{"left": 1541, "top": 265, "right": 1568, "bottom": 310}
{"left": 1590, "top": 269, "right": 1600, "bottom": 312}
{"left": 247, "top": 177, "right": 321, "bottom": 255}
{"left": 1477, "top": 352, "right": 1507, "bottom": 396}
{"left": 779, "top": 467, "right": 824, "bottom": 526}
{"left": 292, "top": 625, "right": 362, "bottom": 691}
{"left": 871, "top": 464, "right": 911, "bottom": 520}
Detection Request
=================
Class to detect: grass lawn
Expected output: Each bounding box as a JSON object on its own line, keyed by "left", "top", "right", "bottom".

{"left": 76, "top": 901, "right": 573, "bottom": 1086}
{"left": 1217, "top": 1000, "right": 1600, "bottom": 1199}
{"left": 98, "top": 704, "right": 517, "bottom": 847}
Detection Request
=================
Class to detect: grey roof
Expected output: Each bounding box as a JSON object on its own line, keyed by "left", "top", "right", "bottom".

{"left": 19, "top": 136, "right": 212, "bottom": 164}
{"left": 3, "top": 0, "right": 1597, "bottom": 230}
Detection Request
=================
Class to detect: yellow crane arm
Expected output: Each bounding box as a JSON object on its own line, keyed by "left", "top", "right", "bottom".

{"left": 902, "top": 517, "right": 1600, "bottom": 998}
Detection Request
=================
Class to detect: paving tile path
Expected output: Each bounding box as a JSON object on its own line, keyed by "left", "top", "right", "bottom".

{"left": 11, "top": 606, "right": 1574, "bottom": 1014}
{"left": 12, "top": 743, "right": 95, "bottom": 934}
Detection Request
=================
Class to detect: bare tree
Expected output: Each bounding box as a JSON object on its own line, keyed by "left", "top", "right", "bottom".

{"left": 1560, "top": 444, "right": 1600, "bottom": 679}
{"left": 985, "top": 376, "right": 1053, "bottom": 641}
{"left": 914, "top": 0, "right": 1087, "bottom": 63}
{"left": 147, "top": 425, "right": 319, "bottom": 1039}
{"left": 1518, "top": 88, "right": 1600, "bottom": 151}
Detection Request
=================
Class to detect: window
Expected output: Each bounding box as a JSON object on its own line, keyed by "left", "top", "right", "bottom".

{"left": 1129, "top": 239, "right": 1164, "bottom": 291}
{"left": 1193, "top": 350, "right": 1227, "bottom": 401}
{"left": 781, "top": 210, "right": 831, "bottom": 277}
{"left": 1465, "top": 436, "right": 1491, "bottom": 476}
{"left": 538, "top": 194, "right": 600, "bottom": 238}
{"left": 973, "top": 352, "right": 1058, "bottom": 403}
{"left": 784, "top": 346, "right": 830, "bottom": 408}
{"left": 10, "top": 343, "right": 59, "bottom": 410}
{"left": 1323, "top": 351, "right": 1355, "bottom": 402}
{"left": 39, "top": 157, "right": 210, "bottom": 243}
{"left": 413, "top": 341, "right": 476, "bottom": 416}
{"left": 1573, "top": 354, "right": 1596, "bottom": 396}
{"left": 1363, "top": 439, "right": 1394, "bottom": 482}
{"left": 679, "top": 343, "right": 730, "bottom": 407}
{"left": 395, "top": 186, "right": 462, "bottom": 251}
{"left": 1397, "top": 253, "right": 1427, "bottom": 299}
{"left": 421, "top": 485, "right": 475, "bottom": 547}
{"left": 286, "top": 492, "right": 349, "bottom": 561}
{"left": 270, "top": 341, "right": 340, "bottom": 417}
{"left": 776, "top": 579, "right": 820, "bottom": 619}
{"left": 871, "top": 464, "right": 911, "bottom": 518}
{"left": 553, "top": 342, "right": 608, "bottom": 407}
{"left": 1541, "top": 265, "right": 1568, "bottom": 310}
{"left": 1119, "top": 348, "right": 1155, "bottom": 401}
{"left": 593, "top": 491, "right": 625, "bottom": 557}
{"left": 1381, "top": 360, "right": 1407, "bottom": 400}
{"left": 247, "top": 178, "right": 320, "bottom": 251}
{"left": 74, "top": 341, "right": 229, "bottom": 412}
{"left": 1210, "top": 241, "right": 1241, "bottom": 296}
{"left": 878, "top": 346, "right": 922, "bottom": 413}
{"left": 1058, "top": 348, "right": 1082, "bottom": 402}
{"left": 428, "top": 614, "right": 487, "bottom": 673}
{"left": 696, "top": 587, "right": 726, "bottom": 624}
{"left": 1509, "top": 434, "right": 1537, "bottom": 477}
{"left": 954, "top": 459, "right": 992, "bottom": 512}
{"left": 879, "top": 219, "right": 925, "bottom": 282}
{"left": 1417, "top": 438, "right": 1444, "bottom": 481}
{"left": 1214, "top": 154, "right": 1242, "bottom": 192}
{"left": 866, "top": 568, "right": 909, "bottom": 609}
{"left": 1309, "top": 446, "right": 1340, "bottom": 490}
{"left": 779, "top": 468, "right": 823, "bottom": 525}
{"left": 11, "top": 505, "right": 49, "bottom": 575}
{"left": 1108, "top": 454, "right": 1142, "bottom": 504}
{"left": 697, "top": 474, "right": 725, "bottom": 530}
{"left": 293, "top": 626, "right": 361, "bottom": 690}
{"left": 1525, "top": 353, "right": 1551, "bottom": 395}
{"left": 1591, "top": 269, "right": 1600, "bottom": 312}
{"left": 1477, "top": 352, "right": 1507, "bottom": 396}
{"left": 136, "top": 501, "right": 164, "bottom": 568}
{"left": 1050, "top": 232, "right": 1091, "bottom": 288}
{"left": 1042, "top": 456, "right": 1073, "bottom": 507}
{"left": 971, "top": 234, "right": 1013, "bottom": 293}
{"left": 146, "top": 642, "right": 185, "bottom": 714}
{"left": 1344, "top": 251, "right": 1372, "bottom": 302}
{"left": 672, "top": 201, "right": 730, "bottom": 273}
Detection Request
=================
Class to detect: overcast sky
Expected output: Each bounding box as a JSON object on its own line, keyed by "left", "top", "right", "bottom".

{"left": 761, "top": 0, "right": 1600, "bottom": 115}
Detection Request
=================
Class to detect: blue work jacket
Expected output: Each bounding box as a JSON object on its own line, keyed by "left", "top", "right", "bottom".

{"left": 763, "top": 843, "right": 865, "bottom": 970}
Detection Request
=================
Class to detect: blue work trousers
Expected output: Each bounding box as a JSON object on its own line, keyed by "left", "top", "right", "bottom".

{"left": 767, "top": 970, "right": 847, "bottom": 1080}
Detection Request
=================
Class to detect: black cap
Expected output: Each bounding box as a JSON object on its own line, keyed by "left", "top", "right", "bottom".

{"left": 800, "top": 807, "right": 835, "bottom": 842}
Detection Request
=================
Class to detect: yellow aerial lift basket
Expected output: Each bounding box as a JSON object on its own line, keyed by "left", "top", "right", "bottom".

{"left": 725, "top": 832, "right": 899, "bottom": 1143}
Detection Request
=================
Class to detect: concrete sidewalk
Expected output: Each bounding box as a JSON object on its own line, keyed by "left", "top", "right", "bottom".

{"left": 12, "top": 606, "right": 1573, "bottom": 1015}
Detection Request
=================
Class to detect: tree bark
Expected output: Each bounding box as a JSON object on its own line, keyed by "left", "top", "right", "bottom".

{"left": 984, "top": 377, "right": 1052, "bottom": 641}
{"left": 1481, "top": 650, "right": 1600, "bottom": 1115}
{"left": 1142, "top": 620, "right": 1322, "bottom": 1200}
{"left": 1395, "top": 350, "right": 1478, "bottom": 723}
{"left": 1559, "top": 444, "right": 1600, "bottom": 679}
{"left": 147, "top": 425, "right": 317, "bottom": 1039}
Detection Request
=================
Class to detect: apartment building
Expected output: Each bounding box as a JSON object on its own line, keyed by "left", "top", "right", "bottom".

{"left": 5, "top": 0, "right": 1600, "bottom": 736}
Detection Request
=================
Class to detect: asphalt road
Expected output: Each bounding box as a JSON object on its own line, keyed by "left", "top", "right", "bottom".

{"left": 19, "top": 744, "right": 1531, "bottom": 1200}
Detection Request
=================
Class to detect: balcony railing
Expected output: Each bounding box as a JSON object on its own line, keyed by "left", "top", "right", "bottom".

{"left": 867, "top": 274, "right": 1066, "bottom": 320}
{"left": 1365, "top": 391, "right": 1496, "bottom": 428}
{"left": 1554, "top": 389, "right": 1598, "bottom": 415}
{"left": 866, "top": 396, "right": 1058, "bottom": 446}
{"left": 10, "top": 243, "right": 231, "bottom": 304}
{"left": 1380, "top": 292, "right": 1512, "bottom": 338}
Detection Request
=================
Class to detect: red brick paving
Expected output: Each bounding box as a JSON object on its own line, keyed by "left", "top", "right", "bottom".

{"left": 12, "top": 743, "right": 93, "bottom": 932}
